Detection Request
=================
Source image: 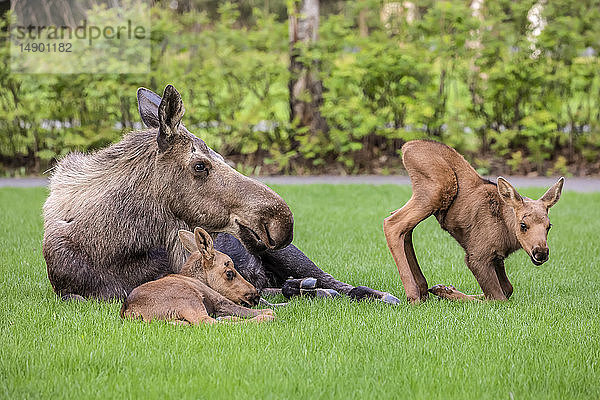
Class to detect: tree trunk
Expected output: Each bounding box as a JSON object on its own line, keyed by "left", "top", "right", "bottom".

{"left": 288, "top": 0, "right": 328, "bottom": 136}
{"left": 359, "top": 8, "right": 369, "bottom": 37}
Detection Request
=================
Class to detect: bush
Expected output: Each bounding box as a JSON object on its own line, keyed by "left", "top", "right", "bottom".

{"left": 1, "top": 1, "right": 599, "bottom": 176}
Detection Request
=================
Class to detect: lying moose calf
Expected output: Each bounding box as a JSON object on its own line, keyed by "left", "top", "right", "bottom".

{"left": 121, "top": 227, "right": 274, "bottom": 325}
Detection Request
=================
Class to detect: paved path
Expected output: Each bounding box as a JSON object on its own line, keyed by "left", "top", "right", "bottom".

{"left": 1, "top": 176, "right": 599, "bottom": 192}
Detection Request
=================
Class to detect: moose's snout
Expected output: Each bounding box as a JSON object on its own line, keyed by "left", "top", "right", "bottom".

{"left": 264, "top": 212, "right": 294, "bottom": 250}
{"left": 531, "top": 246, "right": 549, "bottom": 265}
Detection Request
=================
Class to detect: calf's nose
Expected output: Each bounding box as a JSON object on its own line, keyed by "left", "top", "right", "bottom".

{"left": 245, "top": 291, "right": 260, "bottom": 306}
{"left": 532, "top": 246, "right": 549, "bottom": 263}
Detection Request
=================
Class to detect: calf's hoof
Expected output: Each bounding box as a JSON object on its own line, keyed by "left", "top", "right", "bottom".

{"left": 428, "top": 284, "right": 455, "bottom": 297}
{"left": 259, "top": 309, "right": 275, "bottom": 316}
{"left": 428, "top": 284, "right": 475, "bottom": 301}
{"left": 254, "top": 314, "right": 276, "bottom": 323}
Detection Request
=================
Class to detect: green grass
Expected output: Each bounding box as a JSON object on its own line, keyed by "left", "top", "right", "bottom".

{"left": 1, "top": 185, "right": 599, "bottom": 399}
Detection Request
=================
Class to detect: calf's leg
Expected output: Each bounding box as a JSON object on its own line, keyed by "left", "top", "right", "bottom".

{"left": 428, "top": 255, "right": 506, "bottom": 301}
{"left": 494, "top": 259, "right": 513, "bottom": 299}
{"left": 384, "top": 199, "right": 433, "bottom": 303}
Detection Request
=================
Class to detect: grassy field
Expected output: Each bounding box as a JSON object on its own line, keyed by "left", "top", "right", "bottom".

{"left": 1, "top": 184, "right": 599, "bottom": 399}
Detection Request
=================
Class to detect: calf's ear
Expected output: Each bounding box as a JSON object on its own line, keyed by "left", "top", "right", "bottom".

{"left": 157, "top": 85, "right": 185, "bottom": 152}
{"left": 137, "top": 87, "right": 162, "bottom": 128}
{"left": 540, "top": 177, "right": 564, "bottom": 209}
{"left": 194, "top": 227, "right": 215, "bottom": 264}
{"left": 497, "top": 177, "right": 524, "bottom": 209}
{"left": 178, "top": 229, "right": 198, "bottom": 253}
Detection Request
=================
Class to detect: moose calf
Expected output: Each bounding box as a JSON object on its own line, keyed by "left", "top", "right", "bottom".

{"left": 384, "top": 140, "right": 564, "bottom": 303}
{"left": 121, "top": 227, "right": 274, "bottom": 324}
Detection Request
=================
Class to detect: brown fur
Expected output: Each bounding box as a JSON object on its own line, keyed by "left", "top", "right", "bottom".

{"left": 43, "top": 85, "right": 293, "bottom": 300}
{"left": 384, "top": 140, "right": 564, "bottom": 303}
{"left": 121, "top": 227, "right": 274, "bottom": 325}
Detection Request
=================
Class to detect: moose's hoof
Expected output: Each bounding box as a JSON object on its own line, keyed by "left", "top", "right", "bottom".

{"left": 300, "top": 277, "right": 318, "bottom": 289}
{"left": 349, "top": 286, "right": 402, "bottom": 304}
{"left": 380, "top": 292, "right": 402, "bottom": 305}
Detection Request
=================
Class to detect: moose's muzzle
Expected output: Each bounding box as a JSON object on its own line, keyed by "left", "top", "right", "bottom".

{"left": 531, "top": 246, "right": 549, "bottom": 265}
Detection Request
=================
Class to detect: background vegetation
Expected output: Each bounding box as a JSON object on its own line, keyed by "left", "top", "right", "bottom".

{"left": 1, "top": 0, "right": 599, "bottom": 176}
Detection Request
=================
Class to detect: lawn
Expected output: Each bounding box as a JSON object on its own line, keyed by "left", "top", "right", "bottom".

{"left": 1, "top": 184, "right": 599, "bottom": 399}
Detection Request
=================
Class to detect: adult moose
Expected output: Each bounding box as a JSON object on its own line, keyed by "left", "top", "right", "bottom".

{"left": 43, "top": 84, "right": 396, "bottom": 303}
{"left": 384, "top": 140, "right": 564, "bottom": 303}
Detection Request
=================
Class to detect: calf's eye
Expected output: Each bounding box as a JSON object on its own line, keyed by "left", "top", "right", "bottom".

{"left": 520, "top": 222, "right": 528, "bottom": 232}
{"left": 226, "top": 270, "right": 235, "bottom": 280}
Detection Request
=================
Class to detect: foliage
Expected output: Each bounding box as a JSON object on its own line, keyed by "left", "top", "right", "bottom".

{"left": 0, "top": 0, "right": 599, "bottom": 176}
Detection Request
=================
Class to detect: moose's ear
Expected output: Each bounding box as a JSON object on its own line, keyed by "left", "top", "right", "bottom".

{"left": 497, "top": 177, "right": 523, "bottom": 209}
{"left": 540, "top": 177, "right": 564, "bottom": 209}
{"left": 137, "top": 87, "right": 162, "bottom": 129}
{"left": 178, "top": 229, "right": 198, "bottom": 253}
{"left": 194, "top": 227, "right": 215, "bottom": 263}
{"left": 157, "top": 85, "right": 185, "bottom": 152}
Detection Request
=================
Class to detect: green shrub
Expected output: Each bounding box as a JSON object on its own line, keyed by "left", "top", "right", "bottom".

{"left": 1, "top": 1, "right": 599, "bottom": 176}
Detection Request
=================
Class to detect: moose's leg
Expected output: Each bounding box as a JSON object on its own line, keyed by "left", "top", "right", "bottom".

{"left": 45, "top": 243, "right": 124, "bottom": 300}
{"left": 494, "top": 259, "right": 513, "bottom": 299}
{"left": 465, "top": 255, "right": 507, "bottom": 300}
{"left": 215, "top": 233, "right": 400, "bottom": 304}
{"left": 430, "top": 255, "right": 506, "bottom": 301}
{"left": 178, "top": 296, "right": 218, "bottom": 325}
{"left": 259, "top": 244, "right": 400, "bottom": 303}
{"left": 384, "top": 199, "right": 433, "bottom": 303}
{"left": 45, "top": 241, "right": 172, "bottom": 300}
{"left": 404, "top": 229, "right": 429, "bottom": 298}
{"left": 260, "top": 288, "right": 283, "bottom": 296}
{"left": 211, "top": 296, "right": 273, "bottom": 319}
{"left": 257, "top": 244, "right": 352, "bottom": 294}
{"left": 218, "top": 312, "right": 275, "bottom": 324}
{"left": 180, "top": 308, "right": 218, "bottom": 325}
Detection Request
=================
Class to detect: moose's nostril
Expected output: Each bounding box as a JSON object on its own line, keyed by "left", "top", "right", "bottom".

{"left": 263, "top": 223, "right": 277, "bottom": 248}
{"left": 533, "top": 247, "right": 549, "bottom": 262}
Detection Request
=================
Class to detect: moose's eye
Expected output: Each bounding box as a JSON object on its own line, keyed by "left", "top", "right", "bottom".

{"left": 226, "top": 270, "right": 235, "bottom": 280}
{"left": 520, "top": 222, "right": 528, "bottom": 232}
{"left": 194, "top": 162, "right": 206, "bottom": 173}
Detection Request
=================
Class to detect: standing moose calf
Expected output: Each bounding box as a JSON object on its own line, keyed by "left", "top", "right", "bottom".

{"left": 121, "top": 227, "right": 274, "bottom": 325}
{"left": 384, "top": 140, "right": 564, "bottom": 303}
